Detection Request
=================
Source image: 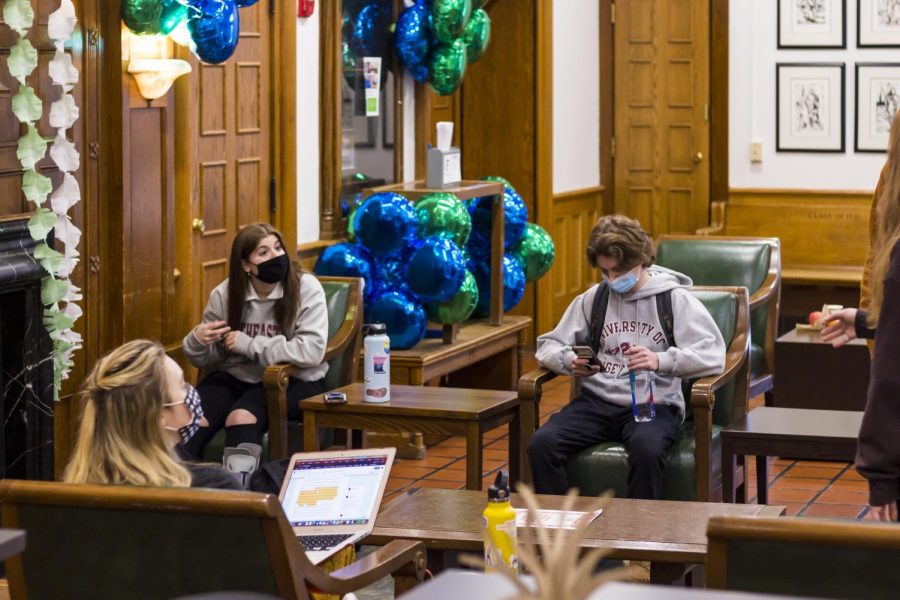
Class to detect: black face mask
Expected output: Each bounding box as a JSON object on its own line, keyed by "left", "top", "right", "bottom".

{"left": 252, "top": 253, "right": 290, "bottom": 284}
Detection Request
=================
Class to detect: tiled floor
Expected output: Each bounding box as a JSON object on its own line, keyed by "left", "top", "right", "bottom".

{"left": 383, "top": 369, "right": 870, "bottom": 519}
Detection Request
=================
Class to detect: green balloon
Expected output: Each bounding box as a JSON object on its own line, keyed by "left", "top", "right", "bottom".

{"left": 122, "top": 0, "right": 183, "bottom": 35}
{"left": 431, "top": 0, "right": 473, "bottom": 43}
{"left": 415, "top": 193, "right": 472, "bottom": 247}
{"left": 511, "top": 223, "right": 555, "bottom": 281}
{"left": 347, "top": 204, "right": 359, "bottom": 243}
{"left": 462, "top": 8, "right": 491, "bottom": 63}
{"left": 426, "top": 269, "right": 479, "bottom": 324}
{"left": 483, "top": 175, "right": 514, "bottom": 192}
{"left": 429, "top": 39, "right": 468, "bottom": 96}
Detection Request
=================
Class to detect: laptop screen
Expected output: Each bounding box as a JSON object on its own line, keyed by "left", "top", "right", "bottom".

{"left": 281, "top": 454, "right": 389, "bottom": 527}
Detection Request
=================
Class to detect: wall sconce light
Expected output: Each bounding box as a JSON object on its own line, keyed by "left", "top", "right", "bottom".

{"left": 128, "top": 58, "right": 192, "bottom": 100}
{"left": 123, "top": 28, "right": 192, "bottom": 101}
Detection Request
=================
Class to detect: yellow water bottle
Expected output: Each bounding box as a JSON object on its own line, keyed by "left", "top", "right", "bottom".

{"left": 482, "top": 471, "right": 518, "bottom": 572}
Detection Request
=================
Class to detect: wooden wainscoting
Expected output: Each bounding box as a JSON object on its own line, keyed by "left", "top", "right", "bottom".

{"left": 705, "top": 188, "right": 872, "bottom": 330}
{"left": 546, "top": 187, "right": 604, "bottom": 330}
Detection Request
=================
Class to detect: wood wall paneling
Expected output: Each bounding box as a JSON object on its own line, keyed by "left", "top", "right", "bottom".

{"left": 549, "top": 187, "right": 603, "bottom": 326}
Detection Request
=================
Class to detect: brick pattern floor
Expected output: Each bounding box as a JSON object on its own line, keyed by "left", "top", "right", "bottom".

{"left": 383, "top": 367, "right": 870, "bottom": 519}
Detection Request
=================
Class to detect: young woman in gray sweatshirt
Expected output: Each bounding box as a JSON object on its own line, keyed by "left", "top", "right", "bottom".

{"left": 528, "top": 215, "right": 725, "bottom": 499}
{"left": 182, "top": 223, "right": 329, "bottom": 457}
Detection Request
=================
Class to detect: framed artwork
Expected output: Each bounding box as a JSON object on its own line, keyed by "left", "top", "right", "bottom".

{"left": 858, "top": 0, "right": 900, "bottom": 47}
{"left": 778, "top": 0, "right": 846, "bottom": 48}
{"left": 776, "top": 63, "right": 846, "bottom": 153}
{"left": 855, "top": 63, "right": 900, "bottom": 152}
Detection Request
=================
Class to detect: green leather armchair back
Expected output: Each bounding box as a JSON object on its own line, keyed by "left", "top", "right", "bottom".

{"left": 566, "top": 289, "right": 743, "bottom": 501}
{"left": 656, "top": 239, "right": 772, "bottom": 377}
{"left": 321, "top": 279, "right": 352, "bottom": 392}
{"left": 708, "top": 516, "right": 900, "bottom": 600}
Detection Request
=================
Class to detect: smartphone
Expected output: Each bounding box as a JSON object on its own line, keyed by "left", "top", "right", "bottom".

{"left": 323, "top": 391, "right": 348, "bottom": 405}
{"left": 571, "top": 345, "right": 602, "bottom": 366}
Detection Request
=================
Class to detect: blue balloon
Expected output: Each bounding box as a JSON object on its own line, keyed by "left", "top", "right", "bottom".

{"left": 352, "top": 3, "right": 391, "bottom": 57}
{"left": 395, "top": 1, "right": 432, "bottom": 71}
{"left": 407, "top": 237, "right": 467, "bottom": 302}
{"left": 470, "top": 254, "right": 526, "bottom": 318}
{"left": 235, "top": 0, "right": 257, "bottom": 6}
{"left": 368, "top": 291, "right": 427, "bottom": 350}
{"left": 407, "top": 62, "right": 430, "bottom": 84}
{"left": 468, "top": 186, "right": 529, "bottom": 251}
{"left": 313, "top": 243, "right": 375, "bottom": 298}
{"left": 354, "top": 193, "right": 418, "bottom": 257}
{"left": 186, "top": 0, "right": 240, "bottom": 65}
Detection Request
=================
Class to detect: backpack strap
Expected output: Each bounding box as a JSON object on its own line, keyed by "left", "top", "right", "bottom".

{"left": 655, "top": 289, "right": 676, "bottom": 348}
{"left": 588, "top": 281, "right": 610, "bottom": 353}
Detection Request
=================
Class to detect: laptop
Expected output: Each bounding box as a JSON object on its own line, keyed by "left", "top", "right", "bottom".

{"left": 278, "top": 447, "right": 396, "bottom": 564}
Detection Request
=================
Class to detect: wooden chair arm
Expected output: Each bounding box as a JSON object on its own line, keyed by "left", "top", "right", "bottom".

{"left": 690, "top": 345, "right": 748, "bottom": 410}
{"left": 517, "top": 366, "right": 559, "bottom": 408}
{"left": 748, "top": 271, "right": 779, "bottom": 311}
{"left": 263, "top": 364, "right": 294, "bottom": 459}
{"left": 305, "top": 540, "right": 426, "bottom": 594}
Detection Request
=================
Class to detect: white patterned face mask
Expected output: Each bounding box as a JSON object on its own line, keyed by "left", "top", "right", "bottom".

{"left": 164, "top": 384, "right": 204, "bottom": 444}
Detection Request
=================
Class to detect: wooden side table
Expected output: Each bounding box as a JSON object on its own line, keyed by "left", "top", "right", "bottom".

{"left": 773, "top": 329, "right": 870, "bottom": 411}
{"left": 721, "top": 407, "right": 863, "bottom": 504}
{"left": 301, "top": 383, "right": 530, "bottom": 489}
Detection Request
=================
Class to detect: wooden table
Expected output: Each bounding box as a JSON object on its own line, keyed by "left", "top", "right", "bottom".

{"left": 358, "top": 315, "right": 532, "bottom": 390}
{"left": 301, "top": 384, "right": 530, "bottom": 489}
{"left": 367, "top": 488, "right": 785, "bottom": 584}
{"left": 399, "top": 573, "right": 819, "bottom": 600}
{"left": 721, "top": 407, "right": 863, "bottom": 504}
{"left": 772, "top": 329, "right": 870, "bottom": 411}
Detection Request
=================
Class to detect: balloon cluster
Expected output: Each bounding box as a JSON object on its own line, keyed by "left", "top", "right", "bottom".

{"left": 314, "top": 177, "right": 555, "bottom": 350}
{"left": 395, "top": 0, "right": 492, "bottom": 95}
{"left": 122, "top": 0, "right": 253, "bottom": 65}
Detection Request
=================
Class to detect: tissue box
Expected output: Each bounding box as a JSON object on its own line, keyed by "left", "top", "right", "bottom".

{"left": 426, "top": 147, "right": 462, "bottom": 189}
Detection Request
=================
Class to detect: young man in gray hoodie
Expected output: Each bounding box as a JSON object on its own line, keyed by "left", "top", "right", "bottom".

{"left": 528, "top": 215, "right": 725, "bottom": 499}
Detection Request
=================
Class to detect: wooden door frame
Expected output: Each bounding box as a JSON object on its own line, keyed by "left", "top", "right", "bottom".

{"left": 274, "top": 0, "right": 298, "bottom": 251}
{"left": 603, "top": 0, "right": 728, "bottom": 214}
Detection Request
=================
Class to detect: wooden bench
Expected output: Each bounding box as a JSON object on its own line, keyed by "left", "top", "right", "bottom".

{"left": 698, "top": 190, "right": 871, "bottom": 329}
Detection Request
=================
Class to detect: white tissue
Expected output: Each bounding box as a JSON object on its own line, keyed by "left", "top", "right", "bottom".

{"left": 49, "top": 131, "right": 80, "bottom": 173}
{"left": 49, "top": 93, "right": 79, "bottom": 130}
{"left": 50, "top": 173, "right": 80, "bottom": 214}
{"left": 436, "top": 121, "right": 453, "bottom": 151}
{"left": 48, "top": 0, "right": 77, "bottom": 43}
{"left": 49, "top": 48, "right": 79, "bottom": 91}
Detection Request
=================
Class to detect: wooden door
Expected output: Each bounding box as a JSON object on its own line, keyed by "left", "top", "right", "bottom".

{"left": 613, "top": 0, "right": 709, "bottom": 235}
{"left": 176, "top": 3, "right": 273, "bottom": 337}
{"left": 415, "top": 87, "right": 461, "bottom": 178}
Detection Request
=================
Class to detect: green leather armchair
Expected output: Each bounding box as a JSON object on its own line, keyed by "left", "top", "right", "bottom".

{"left": 202, "top": 275, "right": 363, "bottom": 461}
{"left": 708, "top": 515, "right": 900, "bottom": 599}
{"left": 655, "top": 235, "right": 780, "bottom": 402}
{"left": 519, "top": 286, "right": 750, "bottom": 502}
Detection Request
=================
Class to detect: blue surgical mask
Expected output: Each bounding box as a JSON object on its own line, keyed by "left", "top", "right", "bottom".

{"left": 164, "top": 384, "right": 204, "bottom": 444}
{"left": 605, "top": 267, "right": 640, "bottom": 294}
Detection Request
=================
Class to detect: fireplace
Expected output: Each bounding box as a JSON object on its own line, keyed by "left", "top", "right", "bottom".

{"left": 0, "top": 219, "right": 54, "bottom": 480}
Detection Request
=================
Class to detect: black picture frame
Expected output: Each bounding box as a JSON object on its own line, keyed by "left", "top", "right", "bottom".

{"left": 778, "top": 0, "right": 847, "bottom": 49}
{"left": 776, "top": 63, "right": 846, "bottom": 153}
{"left": 858, "top": 0, "right": 900, "bottom": 48}
{"left": 855, "top": 62, "right": 900, "bottom": 152}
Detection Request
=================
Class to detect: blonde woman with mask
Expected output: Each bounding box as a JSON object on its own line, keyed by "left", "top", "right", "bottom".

{"left": 64, "top": 339, "right": 241, "bottom": 490}
{"left": 822, "top": 111, "right": 900, "bottom": 521}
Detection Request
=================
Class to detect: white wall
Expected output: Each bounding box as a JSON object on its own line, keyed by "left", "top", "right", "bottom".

{"left": 552, "top": 0, "right": 601, "bottom": 194}
{"left": 297, "top": 12, "right": 321, "bottom": 243}
{"left": 729, "top": 0, "right": 889, "bottom": 190}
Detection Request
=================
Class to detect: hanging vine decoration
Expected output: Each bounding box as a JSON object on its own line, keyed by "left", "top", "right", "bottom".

{"left": 6, "top": 0, "right": 83, "bottom": 396}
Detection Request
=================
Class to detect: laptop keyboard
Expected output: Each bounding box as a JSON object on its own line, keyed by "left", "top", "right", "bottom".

{"left": 297, "top": 533, "right": 354, "bottom": 552}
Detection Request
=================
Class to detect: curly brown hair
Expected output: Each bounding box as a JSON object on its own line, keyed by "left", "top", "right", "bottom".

{"left": 585, "top": 215, "right": 655, "bottom": 270}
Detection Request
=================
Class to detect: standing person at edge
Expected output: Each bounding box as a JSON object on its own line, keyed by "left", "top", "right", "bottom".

{"left": 527, "top": 215, "right": 725, "bottom": 499}
{"left": 182, "top": 223, "right": 329, "bottom": 457}
{"left": 821, "top": 111, "right": 900, "bottom": 521}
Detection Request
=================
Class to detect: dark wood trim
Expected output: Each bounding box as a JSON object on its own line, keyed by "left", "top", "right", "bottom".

{"left": 414, "top": 83, "right": 430, "bottom": 180}
{"left": 710, "top": 0, "right": 729, "bottom": 207}
{"left": 535, "top": 0, "right": 554, "bottom": 339}
{"left": 275, "top": 0, "right": 298, "bottom": 250}
{"left": 599, "top": 0, "right": 614, "bottom": 215}
{"left": 319, "top": 0, "right": 342, "bottom": 240}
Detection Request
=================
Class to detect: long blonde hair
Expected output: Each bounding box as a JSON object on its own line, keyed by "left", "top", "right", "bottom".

{"left": 870, "top": 112, "right": 900, "bottom": 324}
{"left": 63, "top": 340, "right": 192, "bottom": 487}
